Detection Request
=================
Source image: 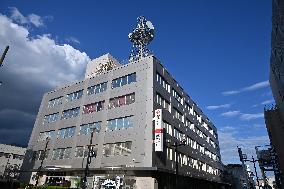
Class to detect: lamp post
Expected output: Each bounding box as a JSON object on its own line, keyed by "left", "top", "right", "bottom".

{"left": 35, "top": 137, "right": 50, "bottom": 186}
{"left": 82, "top": 129, "right": 97, "bottom": 189}
{"left": 167, "top": 136, "right": 186, "bottom": 188}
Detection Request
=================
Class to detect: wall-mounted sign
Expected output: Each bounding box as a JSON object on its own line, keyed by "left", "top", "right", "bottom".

{"left": 154, "top": 109, "right": 163, "bottom": 152}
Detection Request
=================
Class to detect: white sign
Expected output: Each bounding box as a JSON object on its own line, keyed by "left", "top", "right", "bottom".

{"left": 154, "top": 109, "right": 163, "bottom": 152}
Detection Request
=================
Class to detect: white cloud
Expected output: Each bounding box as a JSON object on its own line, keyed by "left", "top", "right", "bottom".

{"left": 261, "top": 99, "right": 274, "bottom": 105}
{"left": 221, "top": 110, "right": 241, "bottom": 117}
{"left": 0, "top": 13, "right": 90, "bottom": 88}
{"left": 219, "top": 129, "right": 269, "bottom": 164}
{"left": 66, "top": 36, "right": 80, "bottom": 44}
{"left": 206, "top": 103, "right": 231, "bottom": 110}
{"left": 9, "top": 7, "right": 51, "bottom": 27}
{"left": 240, "top": 113, "right": 264, "bottom": 121}
{"left": 222, "top": 80, "right": 270, "bottom": 96}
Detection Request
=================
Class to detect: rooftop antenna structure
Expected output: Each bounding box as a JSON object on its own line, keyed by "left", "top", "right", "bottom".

{"left": 128, "top": 16, "right": 155, "bottom": 62}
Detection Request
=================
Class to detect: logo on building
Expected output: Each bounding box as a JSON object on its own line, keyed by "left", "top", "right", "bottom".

{"left": 154, "top": 109, "right": 163, "bottom": 152}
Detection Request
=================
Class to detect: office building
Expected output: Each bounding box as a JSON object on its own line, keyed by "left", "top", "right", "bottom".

{"left": 21, "top": 17, "right": 225, "bottom": 189}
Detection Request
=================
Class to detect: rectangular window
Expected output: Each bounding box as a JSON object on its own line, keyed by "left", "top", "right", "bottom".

{"left": 57, "top": 127, "right": 76, "bottom": 139}
{"left": 66, "top": 90, "right": 83, "bottom": 102}
{"left": 172, "top": 89, "right": 183, "bottom": 105}
{"left": 79, "top": 122, "right": 102, "bottom": 135}
{"left": 164, "top": 122, "right": 172, "bottom": 136}
{"left": 83, "top": 101, "right": 105, "bottom": 114}
{"left": 108, "top": 93, "right": 135, "bottom": 109}
{"left": 43, "top": 113, "right": 59, "bottom": 124}
{"left": 61, "top": 107, "right": 80, "bottom": 119}
{"left": 103, "top": 141, "right": 132, "bottom": 156}
{"left": 33, "top": 150, "right": 49, "bottom": 161}
{"left": 75, "top": 145, "right": 98, "bottom": 158}
{"left": 107, "top": 116, "right": 133, "bottom": 131}
{"left": 174, "top": 108, "right": 184, "bottom": 123}
{"left": 111, "top": 73, "right": 136, "bottom": 89}
{"left": 87, "top": 82, "right": 107, "bottom": 95}
{"left": 52, "top": 147, "right": 72, "bottom": 160}
{"left": 38, "top": 130, "right": 56, "bottom": 142}
{"left": 156, "top": 73, "right": 171, "bottom": 93}
{"left": 48, "top": 97, "right": 63, "bottom": 108}
{"left": 156, "top": 93, "right": 171, "bottom": 112}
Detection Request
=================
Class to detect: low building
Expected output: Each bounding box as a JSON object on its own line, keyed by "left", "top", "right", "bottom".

{"left": 0, "top": 144, "right": 26, "bottom": 180}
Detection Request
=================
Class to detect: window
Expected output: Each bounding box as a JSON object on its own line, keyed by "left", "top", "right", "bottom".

{"left": 156, "top": 93, "right": 171, "bottom": 112}
{"left": 87, "top": 82, "right": 107, "bottom": 95}
{"left": 156, "top": 73, "right": 171, "bottom": 93}
{"left": 66, "top": 90, "right": 83, "bottom": 102}
{"left": 48, "top": 97, "right": 63, "bottom": 108}
{"left": 52, "top": 148, "right": 72, "bottom": 160}
{"left": 111, "top": 73, "right": 136, "bottom": 89}
{"left": 61, "top": 107, "right": 80, "bottom": 119}
{"left": 174, "top": 108, "right": 184, "bottom": 123}
{"left": 79, "top": 122, "right": 102, "bottom": 135}
{"left": 43, "top": 113, "right": 59, "bottom": 124}
{"left": 103, "top": 141, "right": 132, "bottom": 156}
{"left": 172, "top": 89, "right": 183, "bottom": 105}
{"left": 83, "top": 101, "right": 105, "bottom": 114}
{"left": 164, "top": 122, "right": 172, "bottom": 136}
{"left": 75, "top": 145, "right": 98, "bottom": 158}
{"left": 38, "top": 130, "right": 56, "bottom": 141}
{"left": 107, "top": 116, "right": 133, "bottom": 131}
{"left": 108, "top": 93, "right": 135, "bottom": 109}
{"left": 58, "top": 127, "right": 76, "bottom": 139}
{"left": 33, "top": 150, "right": 49, "bottom": 161}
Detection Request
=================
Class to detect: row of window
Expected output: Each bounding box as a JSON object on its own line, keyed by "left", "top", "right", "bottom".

{"left": 0, "top": 152, "right": 24, "bottom": 160}
{"left": 111, "top": 73, "right": 136, "bottom": 89}
{"left": 164, "top": 121, "right": 219, "bottom": 162}
{"left": 156, "top": 93, "right": 171, "bottom": 112}
{"left": 156, "top": 72, "right": 218, "bottom": 140}
{"left": 39, "top": 116, "right": 134, "bottom": 142}
{"left": 75, "top": 145, "right": 98, "bottom": 158}
{"left": 103, "top": 142, "right": 132, "bottom": 156}
{"left": 79, "top": 122, "right": 102, "bottom": 135}
{"left": 47, "top": 73, "right": 136, "bottom": 108}
{"left": 34, "top": 141, "right": 132, "bottom": 161}
{"left": 87, "top": 82, "right": 107, "bottom": 95}
{"left": 107, "top": 116, "right": 133, "bottom": 131}
{"left": 166, "top": 148, "right": 220, "bottom": 176}
{"left": 44, "top": 93, "right": 136, "bottom": 124}
{"left": 156, "top": 73, "right": 171, "bottom": 93}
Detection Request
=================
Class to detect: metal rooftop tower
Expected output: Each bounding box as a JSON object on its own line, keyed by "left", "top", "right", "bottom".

{"left": 128, "top": 16, "right": 155, "bottom": 62}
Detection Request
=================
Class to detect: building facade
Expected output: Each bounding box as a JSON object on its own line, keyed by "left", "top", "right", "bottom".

{"left": 0, "top": 144, "right": 26, "bottom": 180}
{"left": 21, "top": 53, "right": 225, "bottom": 188}
{"left": 264, "top": 0, "right": 284, "bottom": 188}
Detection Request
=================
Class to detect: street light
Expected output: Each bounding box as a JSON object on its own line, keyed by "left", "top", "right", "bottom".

{"left": 35, "top": 137, "right": 50, "bottom": 186}
{"left": 167, "top": 135, "right": 186, "bottom": 188}
{"left": 82, "top": 129, "right": 97, "bottom": 189}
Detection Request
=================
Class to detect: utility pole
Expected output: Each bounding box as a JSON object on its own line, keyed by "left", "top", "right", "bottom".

{"left": 251, "top": 156, "right": 260, "bottom": 188}
{"left": 168, "top": 135, "right": 186, "bottom": 188}
{"left": 82, "top": 130, "right": 97, "bottom": 189}
{"left": 35, "top": 137, "right": 50, "bottom": 186}
{"left": 237, "top": 146, "right": 250, "bottom": 189}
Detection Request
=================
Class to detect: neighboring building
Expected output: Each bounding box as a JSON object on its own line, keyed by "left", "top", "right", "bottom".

{"left": 264, "top": 0, "right": 284, "bottom": 188}
{"left": 21, "top": 18, "right": 225, "bottom": 189}
{"left": 224, "top": 164, "right": 249, "bottom": 189}
{"left": 0, "top": 144, "right": 26, "bottom": 180}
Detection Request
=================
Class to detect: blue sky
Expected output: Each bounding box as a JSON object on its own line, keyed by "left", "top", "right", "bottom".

{"left": 0, "top": 0, "right": 273, "bottom": 165}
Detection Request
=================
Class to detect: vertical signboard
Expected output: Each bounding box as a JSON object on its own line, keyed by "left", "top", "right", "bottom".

{"left": 154, "top": 109, "right": 163, "bottom": 152}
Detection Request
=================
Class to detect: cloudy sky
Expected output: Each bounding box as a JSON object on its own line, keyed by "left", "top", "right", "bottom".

{"left": 0, "top": 1, "right": 272, "bottom": 166}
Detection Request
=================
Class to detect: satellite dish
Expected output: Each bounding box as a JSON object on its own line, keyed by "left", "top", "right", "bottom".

{"left": 146, "top": 21, "right": 154, "bottom": 30}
